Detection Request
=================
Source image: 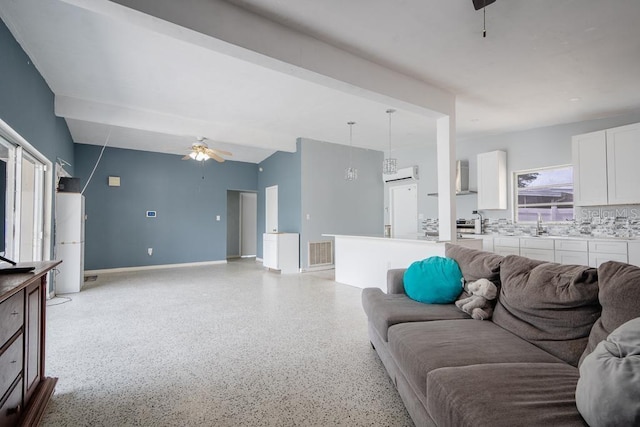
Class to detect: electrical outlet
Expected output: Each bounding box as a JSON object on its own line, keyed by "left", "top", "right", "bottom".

{"left": 148, "top": 248, "right": 153, "bottom": 256}
{"left": 216, "top": 215, "right": 221, "bottom": 221}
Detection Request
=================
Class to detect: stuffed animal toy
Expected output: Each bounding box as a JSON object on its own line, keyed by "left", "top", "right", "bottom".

{"left": 454, "top": 278, "right": 499, "bottom": 320}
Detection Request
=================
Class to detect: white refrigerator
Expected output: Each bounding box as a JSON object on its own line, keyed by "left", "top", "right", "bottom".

{"left": 55, "top": 193, "right": 85, "bottom": 294}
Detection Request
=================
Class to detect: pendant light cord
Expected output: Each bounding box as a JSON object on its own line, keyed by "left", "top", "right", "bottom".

{"left": 348, "top": 121, "right": 355, "bottom": 165}
{"left": 386, "top": 109, "right": 395, "bottom": 157}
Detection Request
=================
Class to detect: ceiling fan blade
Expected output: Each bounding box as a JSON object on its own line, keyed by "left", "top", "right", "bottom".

{"left": 211, "top": 148, "right": 232, "bottom": 156}
{"left": 182, "top": 154, "right": 191, "bottom": 160}
{"left": 210, "top": 153, "right": 225, "bottom": 162}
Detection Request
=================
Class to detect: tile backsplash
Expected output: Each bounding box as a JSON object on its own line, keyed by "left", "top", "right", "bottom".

{"left": 422, "top": 204, "right": 640, "bottom": 239}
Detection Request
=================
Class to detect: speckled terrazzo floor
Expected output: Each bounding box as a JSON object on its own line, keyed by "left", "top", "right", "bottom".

{"left": 41, "top": 259, "right": 414, "bottom": 426}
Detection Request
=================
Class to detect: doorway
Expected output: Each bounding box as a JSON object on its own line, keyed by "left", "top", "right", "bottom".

{"left": 226, "top": 191, "right": 257, "bottom": 259}
{"left": 389, "top": 183, "right": 418, "bottom": 238}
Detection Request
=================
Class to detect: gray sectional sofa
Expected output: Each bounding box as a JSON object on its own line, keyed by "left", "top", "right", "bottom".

{"left": 362, "top": 243, "right": 640, "bottom": 427}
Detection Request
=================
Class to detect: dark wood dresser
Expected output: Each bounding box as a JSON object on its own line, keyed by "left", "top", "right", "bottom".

{"left": 0, "top": 261, "right": 60, "bottom": 427}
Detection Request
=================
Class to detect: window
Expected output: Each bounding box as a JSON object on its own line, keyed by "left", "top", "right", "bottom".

{"left": 0, "top": 122, "right": 52, "bottom": 262}
{"left": 514, "top": 165, "right": 573, "bottom": 222}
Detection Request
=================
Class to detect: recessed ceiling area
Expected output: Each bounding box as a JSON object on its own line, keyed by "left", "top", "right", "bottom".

{"left": 1, "top": 0, "right": 639, "bottom": 163}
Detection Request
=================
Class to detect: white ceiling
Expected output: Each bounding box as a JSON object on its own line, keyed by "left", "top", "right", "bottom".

{"left": 1, "top": 0, "right": 640, "bottom": 163}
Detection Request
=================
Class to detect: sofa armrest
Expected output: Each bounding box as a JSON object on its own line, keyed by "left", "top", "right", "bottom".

{"left": 387, "top": 269, "right": 407, "bottom": 294}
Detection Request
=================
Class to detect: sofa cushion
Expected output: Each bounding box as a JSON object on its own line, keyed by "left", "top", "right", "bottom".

{"left": 403, "top": 256, "right": 464, "bottom": 304}
{"left": 427, "top": 363, "right": 586, "bottom": 427}
{"left": 576, "top": 317, "right": 640, "bottom": 427}
{"left": 579, "top": 261, "right": 640, "bottom": 366}
{"left": 361, "top": 288, "right": 470, "bottom": 342}
{"left": 387, "top": 320, "right": 563, "bottom": 406}
{"left": 492, "top": 255, "right": 600, "bottom": 366}
{"left": 445, "top": 243, "right": 503, "bottom": 284}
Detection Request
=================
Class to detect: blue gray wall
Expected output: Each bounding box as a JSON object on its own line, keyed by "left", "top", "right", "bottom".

{"left": 300, "top": 138, "right": 384, "bottom": 270}
{"left": 74, "top": 144, "right": 258, "bottom": 270}
{"left": 256, "top": 143, "right": 302, "bottom": 258}
{"left": 0, "top": 19, "right": 74, "bottom": 170}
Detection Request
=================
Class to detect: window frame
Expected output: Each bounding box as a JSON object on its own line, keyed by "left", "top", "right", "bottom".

{"left": 512, "top": 164, "right": 574, "bottom": 224}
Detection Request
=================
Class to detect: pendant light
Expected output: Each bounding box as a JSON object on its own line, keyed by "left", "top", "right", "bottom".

{"left": 344, "top": 121, "right": 358, "bottom": 181}
{"left": 383, "top": 109, "right": 398, "bottom": 175}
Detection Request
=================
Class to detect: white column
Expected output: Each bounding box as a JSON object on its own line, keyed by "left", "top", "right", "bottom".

{"left": 436, "top": 115, "right": 456, "bottom": 242}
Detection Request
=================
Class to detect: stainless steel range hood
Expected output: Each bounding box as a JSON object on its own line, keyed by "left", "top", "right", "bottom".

{"left": 427, "top": 160, "right": 477, "bottom": 196}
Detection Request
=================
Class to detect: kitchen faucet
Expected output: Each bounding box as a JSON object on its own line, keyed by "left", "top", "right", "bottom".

{"left": 536, "top": 213, "right": 544, "bottom": 236}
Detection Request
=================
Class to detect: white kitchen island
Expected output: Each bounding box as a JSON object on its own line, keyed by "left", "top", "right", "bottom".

{"left": 325, "top": 234, "right": 482, "bottom": 291}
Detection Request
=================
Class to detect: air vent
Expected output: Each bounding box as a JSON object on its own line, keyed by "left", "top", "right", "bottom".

{"left": 308, "top": 241, "right": 333, "bottom": 267}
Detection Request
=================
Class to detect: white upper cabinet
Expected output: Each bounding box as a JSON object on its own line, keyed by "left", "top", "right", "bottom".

{"left": 573, "top": 123, "right": 640, "bottom": 206}
{"left": 477, "top": 150, "right": 507, "bottom": 210}
{"left": 606, "top": 123, "right": 640, "bottom": 205}
{"left": 572, "top": 130, "right": 608, "bottom": 206}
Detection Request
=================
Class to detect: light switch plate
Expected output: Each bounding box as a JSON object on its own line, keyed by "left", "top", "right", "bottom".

{"left": 108, "top": 176, "right": 121, "bottom": 187}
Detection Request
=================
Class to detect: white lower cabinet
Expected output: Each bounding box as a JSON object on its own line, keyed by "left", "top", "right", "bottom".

{"left": 628, "top": 242, "right": 640, "bottom": 267}
{"left": 554, "top": 239, "right": 589, "bottom": 266}
{"left": 519, "top": 238, "right": 555, "bottom": 262}
{"left": 588, "top": 241, "right": 628, "bottom": 268}
{"left": 493, "top": 237, "right": 520, "bottom": 256}
{"left": 485, "top": 236, "right": 637, "bottom": 267}
{"left": 263, "top": 233, "right": 300, "bottom": 274}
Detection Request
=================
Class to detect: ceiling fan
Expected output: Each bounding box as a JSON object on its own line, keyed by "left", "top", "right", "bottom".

{"left": 182, "top": 137, "right": 232, "bottom": 162}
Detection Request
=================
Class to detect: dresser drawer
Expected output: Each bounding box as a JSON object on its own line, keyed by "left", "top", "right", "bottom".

{"left": 0, "top": 291, "right": 24, "bottom": 347}
{"left": 0, "top": 377, "right": 23, "bottom": 427}
{"left": 588, "top": 241, "right": 628, "bottom": 255}
{"left": 493, "top": 237, "right": 520, "bottom": 248}
{"left": 520, "top": 248, "right": 555, "bottom": 262}
{"left": 555, "top": 239, "right": 588, "bottom": 252}
{"left": 520, "top": 238, "right": 555, "bottom": 250}
{"left": 0, "top": 335, "right": 23, "bottom": 400}
{"left": 555, "top": 250, "right": 589, "bottom": 266}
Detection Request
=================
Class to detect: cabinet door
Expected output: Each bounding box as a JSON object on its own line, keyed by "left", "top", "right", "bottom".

{"left": 572, "top": 131, "right": 608, "bottom": 206}
{"left": 628, "top": 242, "right": 640, "bottom": 268}
{"left": 589, "top": 253, "right": 628, "bottom": 268}
{"left": 24, "top": 282, "right": 42, "bottom": 402}
{"left": 606, "top": 123, "right": 640, "bottom": 205}
{"left": 494, "top": 246, "right": 520, "bottom": 256}
{"left": 262, "top": 235, "right": 278, "bottom": 269}
{"left": 554, "top": 250, "right": 589, "bottom": 266}
{"left": 520, "top": 248, "right": 555, "bottom": 262}
{"left": 477, "top": 151, "right": 507, "bottom": 210}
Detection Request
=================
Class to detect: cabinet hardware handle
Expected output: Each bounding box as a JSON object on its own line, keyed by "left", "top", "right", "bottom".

{"left": 11, "top": 311, "right": 19, "bottom": 315}
{"left": 7, "top": 404, "right": 22, "bottom": 415}
{"left": 10, "top": 360, "right": 17, "bottom": 363}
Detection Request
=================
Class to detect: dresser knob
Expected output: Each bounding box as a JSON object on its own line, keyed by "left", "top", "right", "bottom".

{"left": 7, "top": 404, "right": 21, "bottom": 415}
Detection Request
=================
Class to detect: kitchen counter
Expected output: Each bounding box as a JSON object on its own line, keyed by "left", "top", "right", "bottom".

{"left": 462, "top": 233, "right": 637, "bottom": 242}
{"left": 324, "top": 234, "right": 482, "bottom": 290}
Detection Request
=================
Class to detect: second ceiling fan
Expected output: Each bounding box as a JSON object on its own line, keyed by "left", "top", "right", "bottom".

{"left": 183, "top": 137, "right": 232, "bottom": 162}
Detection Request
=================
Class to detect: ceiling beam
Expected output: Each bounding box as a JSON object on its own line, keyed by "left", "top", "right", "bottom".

{"left": 59, "top": 0, "right": 455, "bottom": 119}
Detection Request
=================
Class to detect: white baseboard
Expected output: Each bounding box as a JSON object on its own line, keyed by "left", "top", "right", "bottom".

{"left": 85, "top": 260, "right": 227, "bottom": 275}
{"left": 255, "top": 257, "right": 263, "bottom": 262}
{"left": 302, "top": 265, "right": 335, "bottom": 272}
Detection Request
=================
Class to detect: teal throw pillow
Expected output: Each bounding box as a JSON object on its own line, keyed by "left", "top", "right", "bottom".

{"left": 403, "top": 256, "right": 463, "bottom": 304}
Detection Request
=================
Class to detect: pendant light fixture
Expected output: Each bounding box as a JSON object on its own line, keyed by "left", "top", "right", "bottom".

{"left": 383, "top": 109, "right": 398, "bottom": 175}
{"left": 344, "top": 121, "right": 358, "bottom": 181}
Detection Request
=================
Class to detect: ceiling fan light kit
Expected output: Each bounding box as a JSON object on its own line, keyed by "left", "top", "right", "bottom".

{"left": 183, "top": 137, "right": 232, "bottom": 162}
